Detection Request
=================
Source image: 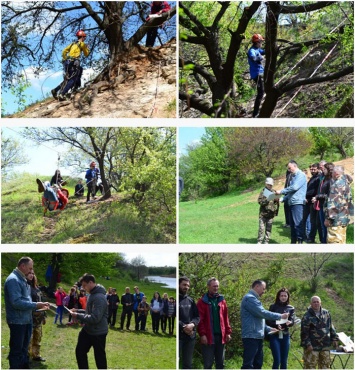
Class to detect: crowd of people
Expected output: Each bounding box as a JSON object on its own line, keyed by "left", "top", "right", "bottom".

{"left": 257, "top": 160, "right": 353, "bottom": 244}
{"left": 179, "top": 276, "right": 340, "bottom": 369}
{"left": 4, "top": 256, "right": 176, "bottom": 369}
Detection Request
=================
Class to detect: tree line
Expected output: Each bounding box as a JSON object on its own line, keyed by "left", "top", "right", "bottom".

{"left": 179, "top": 127, "right": 354, "bottom": 200}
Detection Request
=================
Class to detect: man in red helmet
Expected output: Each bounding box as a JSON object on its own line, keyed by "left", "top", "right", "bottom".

{"left": 145, "top": 1, "right": 171, "bottom": 47}
{"left": 247, "top": 34, "right": 265, "bottom": 117}
{"left": 52, "top": 30, "right": 90, "bottom": 100}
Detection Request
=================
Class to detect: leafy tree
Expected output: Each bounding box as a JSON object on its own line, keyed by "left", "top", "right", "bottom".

{"left": 179, "top": 1, "right": 353, "bottom": 118}
{"left": 130, "top": 255, "right": 148, "bottom": 281}
{"left": 1, "top": 131, "right": 29, "bottom": 176}
{"left": 180, "top": 127, "right": 231, "bottom": 198}
{"left": 1, "top": 1, "right": 176, "bottom": 89}
{"left": 226, "top": 127, "right": 312, "bottom": 178}
{"left": 309, "top": 127, "right": 354, "bottom": 159}
{"left": 22, "top": 127, "right": 116, "bottom": 199}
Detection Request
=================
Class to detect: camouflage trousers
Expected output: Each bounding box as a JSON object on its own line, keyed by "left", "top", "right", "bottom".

{"left": 327, "top": 225, "right": 347, "bottom": 244}
{"left": 28, "top": 325, "right": 42, "bottom": 358}
{"left": 257, "top": 216, "right": 273, "bottom": 243}
{"left": 303, "top": 349, "right": 331, "bottom": 369}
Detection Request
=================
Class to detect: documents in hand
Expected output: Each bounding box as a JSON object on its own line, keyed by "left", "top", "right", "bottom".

{"left": 276, "top": 318, "right": 288, "bottom": 325}
{"left": 263, "top": 188, "right": 281, "bottom": 201}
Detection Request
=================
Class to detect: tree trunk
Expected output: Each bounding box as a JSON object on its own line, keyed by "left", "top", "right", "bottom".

{"left": 259, "top": 88, "right": 280, "bottom": 117}
{"left": 103, "top": 2, "right": 125, "bottom": 61}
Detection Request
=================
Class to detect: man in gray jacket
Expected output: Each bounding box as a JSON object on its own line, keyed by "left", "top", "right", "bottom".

{"left": 241, "top": 280, "right": 288, "bottom": 369}
{"left": 70, "top": 273, "right": 108, "bottom": 369}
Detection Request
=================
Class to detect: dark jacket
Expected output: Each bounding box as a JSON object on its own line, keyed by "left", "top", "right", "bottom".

{"left": 266, "top": 302, "right": 295, "bottom": 334}
{"left": 306, "top": 175, "right": 320, "bottom": 202}
{"left": 315, "top": 176, "right": 331, "bottom": 206}
{"left": 76, "top": 284, "right": 108, "bottom": 336}
{"left": 107, "top": 294, "right": 120, "bottom": 310}
{"left": 121, "top": 293, "right": 134, "bottom": 311}
{"left": 301, "top": 306, "right": 338, "bottom": 350}
{"left": 179, "top": 293, "right": 200, "bottom": 340}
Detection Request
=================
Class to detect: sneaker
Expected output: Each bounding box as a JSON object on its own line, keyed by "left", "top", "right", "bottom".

{"left": 58, "top": 94, "right": 66, "bottom": 101}
{"left": 51, "top": 89, "right": 57, "bottom": 99}
{"left": 36, "top": 178, "right": 45, "bottom": 193}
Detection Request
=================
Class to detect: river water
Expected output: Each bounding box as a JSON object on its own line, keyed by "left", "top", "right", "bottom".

{"left": 144, "top": 275, "right": 176, "bottom": 289}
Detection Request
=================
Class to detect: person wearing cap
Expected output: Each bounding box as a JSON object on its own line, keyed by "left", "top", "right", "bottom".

{"left": 85, "top": 161, "right": 100, "bottom": 203}
{"left": 52, "top": 29, "right": 90, "bottom": 100}
{"left": 247, "top": 33, "right": 265, "bottom": 117}
{"left": 257, "top": 177, "right": 279, "bottom": 244}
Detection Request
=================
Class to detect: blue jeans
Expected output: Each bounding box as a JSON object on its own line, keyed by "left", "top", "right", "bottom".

{"left": 201, "top": 333, "right": 225, "bottom": 369}
{"left": 55, "top": 305, "right": 64, "bottom": 323}
{"left": 8, "top": 323, "right": 32, "bottom": 369}
{"left": 241, "top": 338, "right": 263, "bottom": 369}
{"left": 289, "top": 204, "right": 304, "bottom": 243}
{"left": 269, "top": 333, "right": 290, "bottom": 369}
{"left": 179, "top": 337, "right": 196, "bottom": 369}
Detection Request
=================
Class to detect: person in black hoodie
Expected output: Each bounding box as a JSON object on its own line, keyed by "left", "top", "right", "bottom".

{"left": 70, "top": 273, "right": 108, "bottom": 369}
{"left": 179, "top": 276, "right": 200, "bottom": 369}
{"left": 266, "top": 288, "right": 295, "bottom": 369}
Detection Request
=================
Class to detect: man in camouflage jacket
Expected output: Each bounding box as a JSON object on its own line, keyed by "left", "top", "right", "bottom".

{"left": 257, "top": 177, "right": 279, "bottom": 244}
{"left": 324, "top": 165, "right": 352, "bottom": 243}
{"left": 301, "top": 296, "right": 338, "bottom": 369}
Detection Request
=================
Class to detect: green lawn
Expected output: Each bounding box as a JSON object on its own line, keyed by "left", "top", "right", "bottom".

{"left": 1, "top": 275, "right": 176, "bottom": 369}
{"left": 179, "top": 189, "right": 354, "bottom": 244}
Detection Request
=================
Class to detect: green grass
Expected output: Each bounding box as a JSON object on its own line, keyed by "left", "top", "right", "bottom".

{"left": 1, "top": 173, "right": 175, "bottom": 244}
{"left": 1, "top": 268, "right": 176, "bottom": 369}
{"left": 181, "top": 253, "right": 354, "bottom": 369}
{"left": 179, "top": 187, "right": 354, "bottom": 244}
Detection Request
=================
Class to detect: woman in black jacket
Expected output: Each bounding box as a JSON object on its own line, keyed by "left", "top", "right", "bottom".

{"left": 266, "top": 288, "right": 295, "bottom": 369}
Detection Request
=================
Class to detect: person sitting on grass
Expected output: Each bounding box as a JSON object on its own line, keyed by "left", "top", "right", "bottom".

{"left": 257, "top": 177, "right": 279, "bottom": 244}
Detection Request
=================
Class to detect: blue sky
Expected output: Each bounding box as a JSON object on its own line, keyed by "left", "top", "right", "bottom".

{"left": 178, "top": 127, "right": 206, "bottom": 156}
{"left": 2, "top": 127, "right": 86, "bottom": 179}
{"left": 1, "top": 1, "right": 176, "bottom": 115}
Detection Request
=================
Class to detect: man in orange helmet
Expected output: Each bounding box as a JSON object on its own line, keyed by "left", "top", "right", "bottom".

{"left": 247, "top": 34, "right": 265, "bottom": 117}
{"left": 52, "top": 30, "right": 90, "bottom": 100}
{"left": 85, "top": 161, "right": 100, "bottom": 203}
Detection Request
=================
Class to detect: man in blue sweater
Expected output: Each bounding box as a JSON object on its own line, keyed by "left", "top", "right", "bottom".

{"left": 241, "top": 280, "right": 288, "bottom": 369}
{"left": 276, "top": 160, "right": 307, "bottom": 244}
{"left": 247, "top": 34, "right": 265, "bottom": 117}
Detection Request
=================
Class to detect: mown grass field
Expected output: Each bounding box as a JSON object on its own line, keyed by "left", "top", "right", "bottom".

{"left": 1, "top": 264, "right": 176, "bottom": 369}
{"left": 1, "top": 173, "right": 175, "bottom": 244}
{"left": 179, "top": 187, "right": 354, "bottom": 244}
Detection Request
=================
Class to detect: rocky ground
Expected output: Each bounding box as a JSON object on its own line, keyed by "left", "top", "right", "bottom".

{"left": 10, "top": 40, "right": 176, "bottom": 119}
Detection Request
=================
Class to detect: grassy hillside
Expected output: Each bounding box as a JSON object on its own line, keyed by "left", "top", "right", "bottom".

{"left": 1, "top": 173, "right": 174, "bottom": 244}
{"left": 179, "top": 186, "right": 354, "bottom": 244}
{"left": 180, "top": 253, "right": 354, "bottom": 369}
{"left": 1, "top": 254, "right": 176, "bottom": 369}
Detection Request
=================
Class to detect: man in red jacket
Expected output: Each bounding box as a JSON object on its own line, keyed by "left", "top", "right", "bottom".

{"left": 145, "top": 1, "right": 171, "bottom": 47}
{"left": 197, "top": 277, "right": 232, "bottom": 369}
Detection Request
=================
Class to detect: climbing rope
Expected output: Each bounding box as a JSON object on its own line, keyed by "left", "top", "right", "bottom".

{"left": 275, "top": 41, "right": 339, "bottom": 118}
{"left": 147, "top": 60, "right": 161, "bottom": 118}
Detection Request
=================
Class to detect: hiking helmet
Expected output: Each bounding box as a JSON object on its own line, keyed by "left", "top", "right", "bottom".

{"left": 252, "top": 34, "right": 264, "bottom": 43}
{"left": 90, "top": 161, "right": 96, "bottom": 167}
{"left": 76, "top": 30, "right": 86, "bottom": 38}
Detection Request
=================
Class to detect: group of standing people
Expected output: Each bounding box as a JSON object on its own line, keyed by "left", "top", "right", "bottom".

{"left": 257, "top": 159, "right": 352, "bottom": 244}
{"left": 179, "top": 277, "right": 339, "bottom": 369}
{"left": 4, "top": 257, "right": 109, "bottom": 369}
{"left": 117, "top": 286, "right": 176, "bottom": 334}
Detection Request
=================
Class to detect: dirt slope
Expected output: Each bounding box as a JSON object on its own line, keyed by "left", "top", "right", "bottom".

{"left": 10, "top": 40, "right": 176, "bottom": 119}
